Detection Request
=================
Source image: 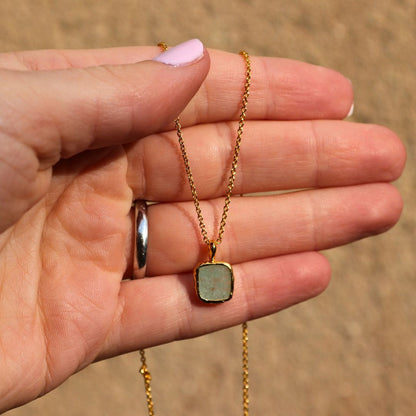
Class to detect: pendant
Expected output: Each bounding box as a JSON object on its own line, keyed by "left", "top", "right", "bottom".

{"left": 194, "top": 241, "right": 234, "bottom": 303}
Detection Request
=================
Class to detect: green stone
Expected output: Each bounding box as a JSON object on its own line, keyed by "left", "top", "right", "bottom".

{"left": 195, "top": 262, "right": 234, "bottom": 303}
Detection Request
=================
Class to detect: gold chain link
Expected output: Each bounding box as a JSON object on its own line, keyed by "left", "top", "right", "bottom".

{"left": 138, "top": 42, "right": 251, "bottom": 416}
{"left": 139, "top": 349, "right": 155, "bottom": 415}
{"left": 242, "top": 322, "right": 250, "bottom": 416}
{"left": 174, "top": 50, "right": 251, "bottom": 246}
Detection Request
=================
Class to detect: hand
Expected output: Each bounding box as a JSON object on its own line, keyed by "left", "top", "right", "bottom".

{"left": 0, "top": 41, "right": 405, "bottom": 412}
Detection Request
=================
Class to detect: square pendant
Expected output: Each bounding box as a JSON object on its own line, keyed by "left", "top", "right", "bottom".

{"left": 194, "top": 262, "right": 234, "bottom": 303}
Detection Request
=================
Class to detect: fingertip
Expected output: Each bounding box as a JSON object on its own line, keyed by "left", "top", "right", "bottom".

{"left": 320, "top": 67, "right": 354, "bottom": 120}
{"left": 354, "top": 183, "right": 404, "bottom": 237}
{"left": 373, "top": 125, "right": 407, "bottom": 181}
{"left": 239, "top": 252, "right": 332, "bottom": 320}
{"left": 259, "top": 58, "right": 355, "bottom": 120}
{"left": 277, "top": 251, "right": 332, "bottom": 301}
{"left": 305, "top": 251, "right": 332, "bottom": 297}
{"left": 352, "top": 123, "right": 406, "bottom": 183}
{"left": 375, "top": 184, "right": 404, "bottom": 231}
{"left": 300, "top": 63, "right": 354, "bottom": 120}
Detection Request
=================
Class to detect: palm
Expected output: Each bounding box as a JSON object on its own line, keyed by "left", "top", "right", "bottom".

{"left": 0, "top": 146, "right": 132, "bottom": 398}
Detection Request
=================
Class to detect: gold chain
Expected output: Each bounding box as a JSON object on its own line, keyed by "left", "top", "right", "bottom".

{"left": 242, "top": 322, "right": 250, "bottom": 416}
{"left": 174, "top": 49, "right": 251, "bottom": 245}
{"left": 138, "top": 43, "right": 251, "bottom": 415}
{"left": 139, "top": 325, "right": 249, "bottom": 416}
{"left": 139, "top": 349, "right": 154, "bottom": 415}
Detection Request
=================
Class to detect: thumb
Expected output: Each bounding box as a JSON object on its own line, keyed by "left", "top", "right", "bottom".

{"left": 0, "top": 39, "right": 209, "bottom": 231}
{"left": 2, "top": 39, "right": 209, "bottom": 163}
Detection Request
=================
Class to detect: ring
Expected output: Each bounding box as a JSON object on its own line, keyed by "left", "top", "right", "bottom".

{"left": 133, "top": 200, "right": 148, "bottom": 279}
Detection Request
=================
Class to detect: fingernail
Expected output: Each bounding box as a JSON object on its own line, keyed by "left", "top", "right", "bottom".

{"left": 153, "top": 39, "right": 204, "bottom": 67}
{"left": 346, "top": 102, "right": 354, "bottom": 118}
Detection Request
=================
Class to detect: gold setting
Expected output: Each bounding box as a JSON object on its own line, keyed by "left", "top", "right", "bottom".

{"left": 194, "top": 261, "right": 234, "bottom": 303}
{"left": 194, "top": 241, "right": 234, "bottom": 303}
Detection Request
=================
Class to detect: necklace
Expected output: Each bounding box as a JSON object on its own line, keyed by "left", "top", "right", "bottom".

{"left": 139, "top": 43, "right": 251, "bottom": 415}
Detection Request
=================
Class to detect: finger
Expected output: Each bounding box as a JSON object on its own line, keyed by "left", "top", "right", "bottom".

{"left": 143, "top": 183, "right": 402, "bottom": 276}
{"left": 100, "top": 251, "right": 330, "bottom": 357}
{"left": 0, "top": 43, "right": 209, "bottom": 165}
{"left": 191, "top": 49, "right": 353, "bottom": 122}
{"left": 127, "top": 120, "right": 405, "bottom": 201}
{"left": 0, "top": 46, "right": 158, "bottom": 71}
{"left": 0, "top": 46, "right": 353, "bottom": 121}
{"left": 0, "top": 41, "right": 209, "bottom": 232}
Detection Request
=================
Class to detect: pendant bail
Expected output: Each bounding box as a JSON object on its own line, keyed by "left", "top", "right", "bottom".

{"left": 209, "top": 240, "right": 217, "bottom": 262}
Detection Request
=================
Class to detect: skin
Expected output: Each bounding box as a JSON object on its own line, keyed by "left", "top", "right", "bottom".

{"left": 0, "top": 45, "right": 405, "bottom": 412}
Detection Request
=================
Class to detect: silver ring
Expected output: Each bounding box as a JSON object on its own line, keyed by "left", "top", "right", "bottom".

{"left": 133, "top": 200, "right": 148, "bottom": 279}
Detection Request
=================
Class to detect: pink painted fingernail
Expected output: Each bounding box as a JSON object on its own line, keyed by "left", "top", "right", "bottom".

{"left": 347, "top": 102, "right": 354, "bottom": 118}
{"left": 153, "top": 39, "right": 204, "bottom": 67}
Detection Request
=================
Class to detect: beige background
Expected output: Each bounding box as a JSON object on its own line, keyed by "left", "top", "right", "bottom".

{"left": 1, "top": 0, "right": 415, "bottom": 415}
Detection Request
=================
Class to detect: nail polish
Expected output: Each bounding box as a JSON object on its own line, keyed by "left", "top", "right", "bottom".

{"left": 347, "top": 102, "right": 354, "bottom": 118}
{"left": 153, "top": 39, "right": 204, "bottom": 67}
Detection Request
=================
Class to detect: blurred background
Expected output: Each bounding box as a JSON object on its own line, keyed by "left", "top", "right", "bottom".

{"left": 1, "top": 0, "right": 414, "bottom": 415}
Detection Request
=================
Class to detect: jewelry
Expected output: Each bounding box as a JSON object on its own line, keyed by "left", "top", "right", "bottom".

{"left": 174, "top": 49, "right": 251, "bottom": 304}
{"left": 132, "top": 200, "right": 148, "bottom": 279}
{"left": 138, "top": 43, "right": 252, "bottom": 415}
